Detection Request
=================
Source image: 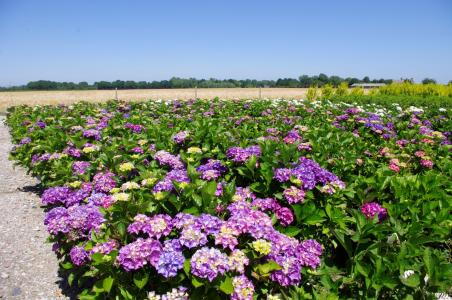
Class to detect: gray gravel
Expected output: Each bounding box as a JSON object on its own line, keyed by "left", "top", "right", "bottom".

{"left": 0, "top": 117, "right": 67, "bottom": 299}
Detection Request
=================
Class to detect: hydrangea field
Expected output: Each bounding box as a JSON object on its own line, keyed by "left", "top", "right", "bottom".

{"left": 6, "top": 98, "right": 451, "bottom": 299}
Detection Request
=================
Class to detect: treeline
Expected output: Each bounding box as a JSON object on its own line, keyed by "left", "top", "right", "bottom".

{"left": 0, "top": 74, "right": 425, "bottom": 91}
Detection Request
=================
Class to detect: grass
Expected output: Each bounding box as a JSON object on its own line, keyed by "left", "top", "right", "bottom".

{"left": 0, "top": 88, "right": 309, "bottom": 113}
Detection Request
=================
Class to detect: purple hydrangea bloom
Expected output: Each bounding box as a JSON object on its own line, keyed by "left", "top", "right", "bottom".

{"left": 87, "top": 192, "right": 114, "bottom": 208}
{"left": 41, "top": 187, "right": 72, "bottom": 206}
{"left": 117, "top": 238, "right": 162, "bottom": 271}
{"left": 63, "top": 146, "right": 82, "bottom": 158}
{"left": 179, "top": 226, "right": 208, "bottom": 248}
{"left": 165, "top": 169, "right": 190, "bottom": 183}
{"left": 152, "top": 179, "right": 174, "bottom": 193}
{"left": 70, "top": 246, "right": 89, "bottom": 266}
{"left": 156, "top": 250, "right": 185, "bottom": 278}
{"left": 274, "top": 168, "right": 292, "bottom": 182}
{"left": 190, "top": 247, "right": 230, "bottom": 281}
{"left": 91, "top": 240, "right": 117, "bottom": 255}
{"left": 226, "top": 145, "right": 261, "bottom": 163}
{"left": 361, "top": 202, "right": 388, "bottom": 221}
{"left": 93, "top": 172, "right": 117, "bottom": 193}
{"left": 275, "top": 207, "right": 294, "bottom": 226}
{"left": 172, "top": 131, "right": 189, "bottom": 144}
{"left": 283, "top": 186, "right": 305, "bottom": 204}
{"left": 124, "top": 123, "right": 144, "bottom": 133}
{"left": 82, "top": 129, "right": 101, "bottom": 140}
{"left": 19, "top": 137, "right": 31, "bottom": 145}
{"left": 297, "top": 239, "right": 323, "bottom": 269}
{"left": 154, "top": 150, "right": 184, "bottom": 170}
{"left": 145, "top": 214, "right": 173, "bottom": 239}
{"left": 231, "top": 275, "right": 254, "bottom": 300}
{"left": 72, "top": 161, "right": 91, "bottom": 175}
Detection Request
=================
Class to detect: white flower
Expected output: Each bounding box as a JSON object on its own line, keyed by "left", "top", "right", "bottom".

{"left": 435, "top": 293, "right": 452, "bottom": 300}
{"left": 401, "top": 270, "right": 415, "bottom": 279}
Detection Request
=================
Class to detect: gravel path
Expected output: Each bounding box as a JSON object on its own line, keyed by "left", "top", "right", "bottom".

{"left": 0, "top": 117, "right": 67, "bottom": 299}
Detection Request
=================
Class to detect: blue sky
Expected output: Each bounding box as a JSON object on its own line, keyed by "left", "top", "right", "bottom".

{"left": 1, "top": 0, "right": 451, "bottom": 86}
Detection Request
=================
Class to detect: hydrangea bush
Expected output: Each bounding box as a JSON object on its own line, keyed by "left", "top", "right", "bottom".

{"left": 6, "top": 98, "right": 452, "bottom": 299}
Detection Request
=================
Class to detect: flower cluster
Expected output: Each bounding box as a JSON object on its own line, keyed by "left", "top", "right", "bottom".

{"left": 226, "top": 145, "right": 261, "bottom": 163}
{"left": 361, "top": 202, "right": 388, "bottom": 221}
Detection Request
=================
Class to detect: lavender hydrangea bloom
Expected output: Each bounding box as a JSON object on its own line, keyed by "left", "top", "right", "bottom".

{"left": 124, "top": 123, "right": 144, "bottom": 133}
{"left": 152, "top": 179, "right": 174, "bottom": 193}
{"left": 63, "top": 146, "right": 82, "bottom": 158}
{"left": 44, "top": 204, "right": 103, "bottom": 236}
{"left": 117, "top": 238, "right": 162, "bottom": 271}
{"left": 154, "top": 150, "right": 184, "bottom": 169}
{"left": 232, "top": 275, "right": 254, "bottom": 300}
{"left": 361, "top": 202, "right": 388, "bottom": 221}
{"left": 87, "top": 192, "right": 114, "bottom": 208}
{"left": 297, "top": 239, "right": 323, "bottom": 269}
{"left": 19, "top": 137, "right": 31, "bottom": 145}
{"left": 190, "top": 247, "right": 230, "bottom": 281}
{"left": 156, "top": 250, "right": 185, "bottom": 278}
{"left": 72, "top": 161, "right": 91, "bottom": 175}
{"left": 82, "top": 129, "right": 101, "bottom": 140}
{"left": 70, "top": 246, "right": 89, "bottom": 266}
{"left": 172, "top": 131, "right": 189, "bottom": 144}
{"left": 226, "top": 145, "right": 261, "bottom": 163}
{"left": 145, "top": 214, "right": 173, "bottom": 239}
{"left": 91, "top": 240, "right": 117, "bottom": 255}
{"left": 165, "top": 169, "right": 190, "bottom": 183}
{"left": 283, "top": 186, "right": 305, "bottom": 204}
{"left": 179, "top": 226, "right": 208, "bottom": 248}
{"left": 163, "top": 239, "right": 183, "bottom": 252}
{"left": 44, "top": 207, "right": 71, "bottom": 234}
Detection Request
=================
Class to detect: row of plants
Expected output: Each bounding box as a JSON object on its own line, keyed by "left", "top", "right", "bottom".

{"left": 6, "top": 97, "right": 451, "bottom": 299}
{"left": 305, "top": 83, "right": 452, "bottom": 103}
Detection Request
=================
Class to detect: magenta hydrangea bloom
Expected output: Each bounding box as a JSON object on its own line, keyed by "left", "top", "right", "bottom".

{"left": 190, "top": 247, "right": 230, "bottom": 281}
{"left": 361, "top": 202, "right": 388, "bottom": 221}
{"left": 275, "top": 207, "right": 294, "bottom": 226}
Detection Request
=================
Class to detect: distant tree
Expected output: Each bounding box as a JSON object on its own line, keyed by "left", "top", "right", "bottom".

{"left": 422, "top": 78, "right": 436, "bottom": 84}
{"left": 362, "top": 76, "right": 370, "bottom": 83}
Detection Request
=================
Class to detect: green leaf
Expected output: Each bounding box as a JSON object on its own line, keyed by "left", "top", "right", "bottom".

{"left": 183, "top": 259, "right": 191, "bottom": 276}
{"left": 256, "top": 260, "right": 281, "bottom": 275}
{"left": 219, "top": 276, "right": 234, "bottom": 295}
{"left": 282, "top": 226, "right": 301, "bottom": 237}
{"left": 191, "top": 276, "right": 204, "bottom": 288}
{"left": 133, "top": 272, "right": 149, "bottom": 289}
{"left": 400, "top": 273, "right": 420, "bottom": 288}
{"left": 68, "top": 272, "right": 75, "bottom": 287}
{"left": 102, "top": 276, "right": 114, "bottom": 293}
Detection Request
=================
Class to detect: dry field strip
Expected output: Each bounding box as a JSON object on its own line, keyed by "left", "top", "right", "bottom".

{"left": 0, "top": 88, "right": 309, "bottom": 112}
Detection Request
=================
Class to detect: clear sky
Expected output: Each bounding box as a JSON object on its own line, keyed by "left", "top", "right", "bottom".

{"left": 1, "top": 0, "right": 451, "bottom": 86}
